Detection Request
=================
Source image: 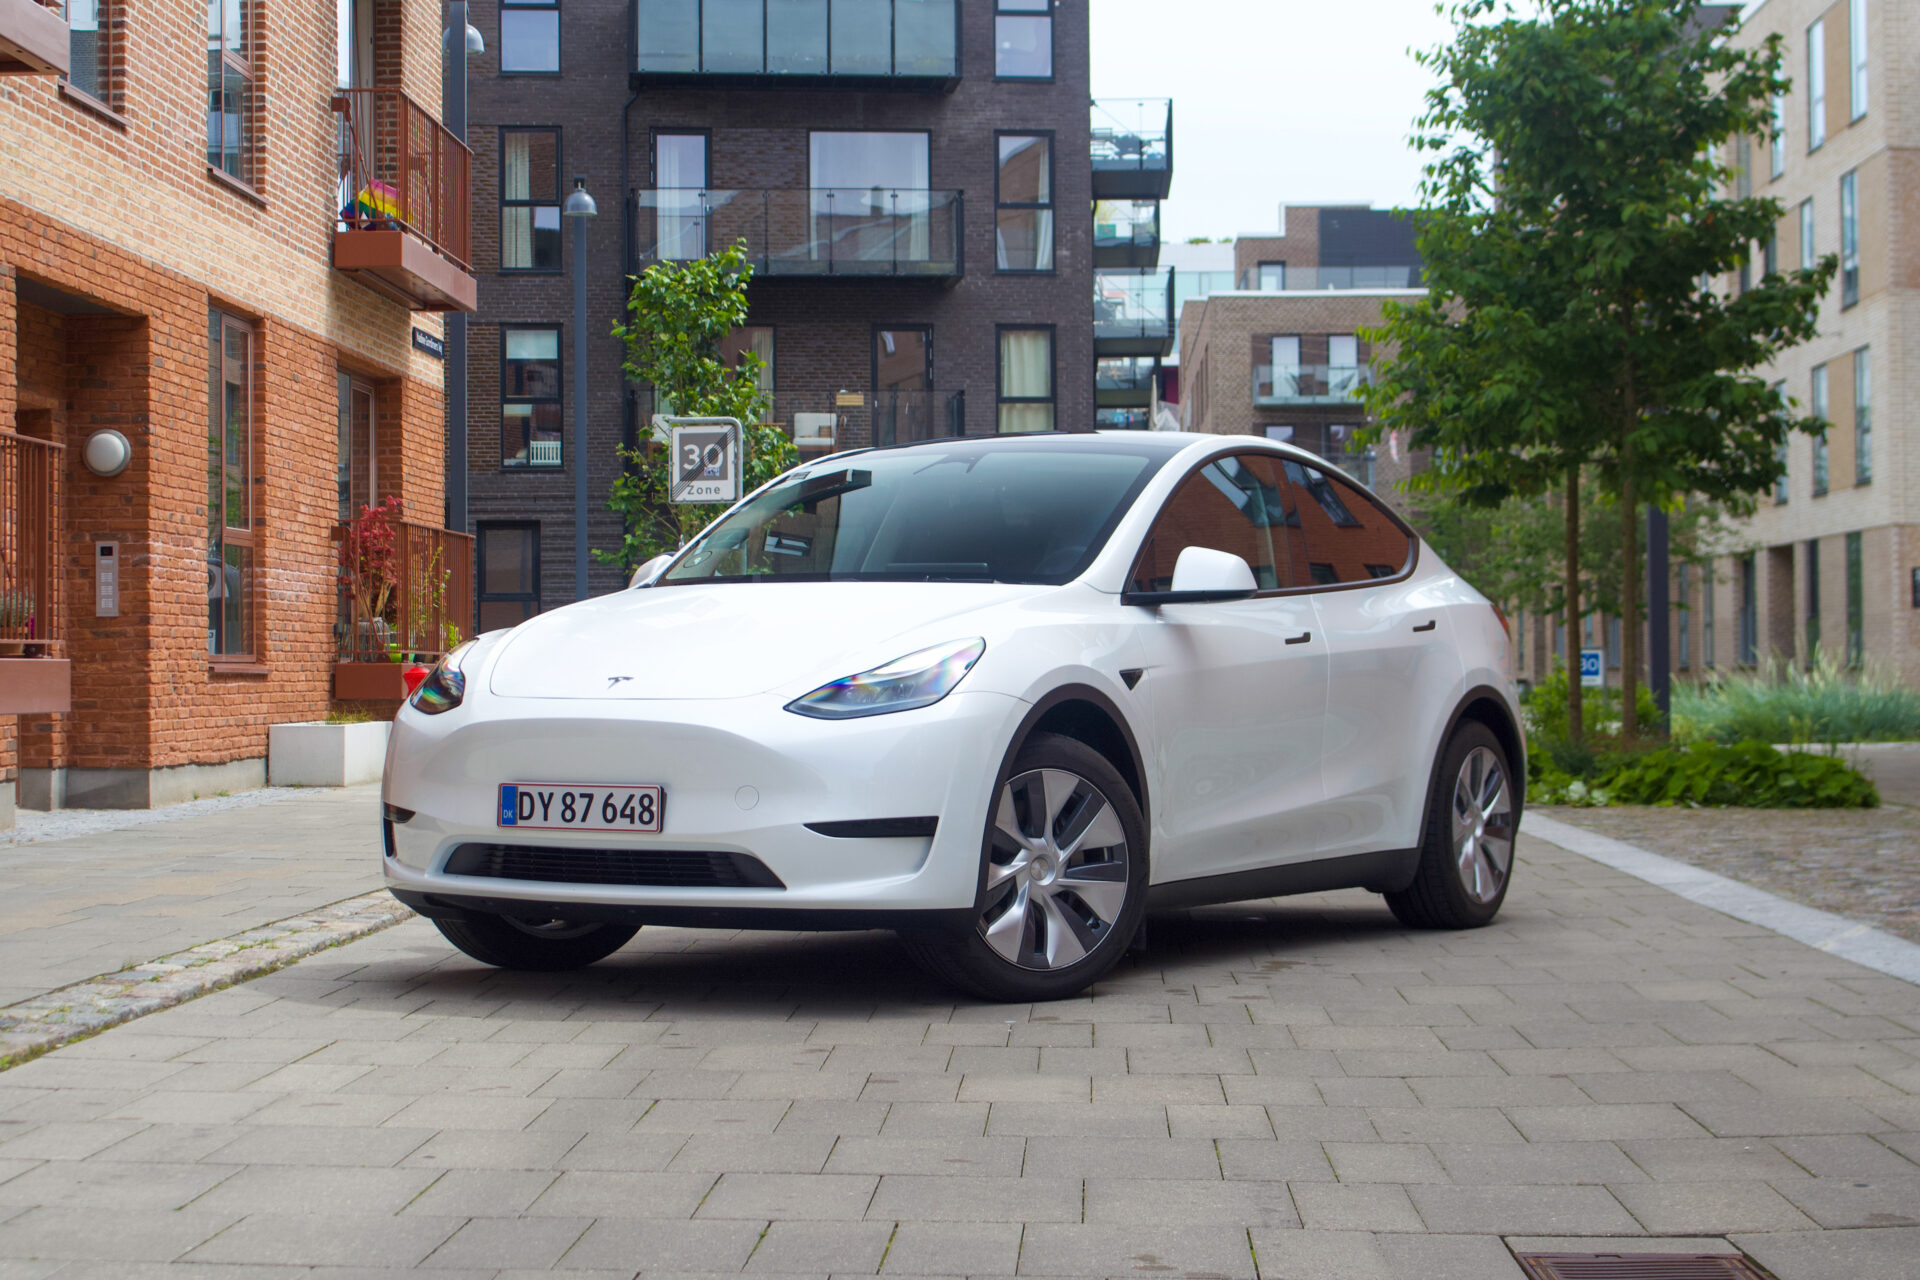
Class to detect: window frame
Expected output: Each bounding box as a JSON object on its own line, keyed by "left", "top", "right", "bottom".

{"left": 1839, "top": 169, "right": 1859, "bottom": 308}
{"left": 1256, "top": 260, "right": 1286, "bottom": 290}
{"left": 1850, "top": 0, "right": 1868, "bottom": 121}
{"left": 1738, "top": 552, "right": 1759, "bottom": 667}
{"left": 993, "top": 129, "right": 1056, "bottom": 274}
{"left": 1769, "top": 93, "right": 1786, "bottom": 178}
{"left": 1807, "top": 18, "right": 1827, "bottom": 151}
{"left": 476, "top": 521, "right": 542, "bottom": 631}
{"left": 1845, "top": 530, "right": 1863, "bottom": 667}
{"left": 500, "top": 0, "right": 561, "bottom": 75}
{"left": 206, "top": 0, "right": 258, "bottom": 189}
{"left": 498, "top": 126, "right": 564, "bottom": 274}
{"left": 1806, "top": 537, "right": 1822, "bottom": 663}
{"left": 1799, "top": 197, "right": 1815, "bottom": 269}
{"left": 500, "top": 324, "right": 564, "bottom": 471}
{"left": 1854, "top": 345, "right": 1872, "bottom": 484}
{"left": 208, "top": 309, "right": 259, "bottom": 666}
{"left": 62, "top": 0, "right": 116, "bottom": 113}
{"left": 1811, "top": 363, "right": 1830, "bottom": 496}
{"left": 993, "top": 0, "right": 1053, "bottom": 81}
{"left": 995, "top": 323, "right": 1055, "bottom": 434}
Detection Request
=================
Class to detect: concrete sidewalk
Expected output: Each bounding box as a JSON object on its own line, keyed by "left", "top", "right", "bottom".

{"left": 0, "top": 820, "right": 1915, "bottom": 1278}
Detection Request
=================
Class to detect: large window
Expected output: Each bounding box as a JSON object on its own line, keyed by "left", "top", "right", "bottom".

{"left": 1839, "top": 169, "right": 1859, "bottom": 307}
{"left": 65, "top": 0, "right": 107, "bottom": 102}
{"left": 1769, "top": 93, "right": 1785, "bottom": 178}
{"left": 1845, "top": 531, "right": 1863, "bottom": 666}
{"left": 1855, "top": 346, "right": 1872, "bottom": 484}
{"left": 997, "top": 327, "right": 1053, "bottom": 433}
{"left": 1799, "top": 197, "right": 1814, "bottom": 269}
{"left": 655, "top": 132, "right": 709, "bottom": 262}
{"left": 501, "top": 0, "right": 560, "bottom": 73}
{"left": 1807, "top": 19, "right": 1826, "bottom": 150}
{"left": 500, "top": 130, "right": 561, "bottom": 272}
{"left": 809, "top": 131, "right": 928, "bottom": 190}
{"left": 502, "top": 328, "right": 562, "bottom": 469}
{"left": 1811, "top": 363, "right": 1830, "bottom": 495}
{"left": 206, "top": 0, "right": 254, "bottom": 185}
{"left": 995, "top": 134, "right": 1053, "bottom": 271}
{"left": 1850, "top": 0, "right": 1868, "bottom": 120}
{"left": 208, "top": 312, "right": 255, "bottom": 660}
{"left": 478, "top": 524, "right": 541, "bottom": 630}
{"left": 720, "top": 326, "right": 774, "bottom": 394}
{"left": 994, "top": 0, "right": 1050, "bottom": 79}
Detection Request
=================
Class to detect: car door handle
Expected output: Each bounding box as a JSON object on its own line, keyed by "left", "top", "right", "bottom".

{"left": 1285, "top": 631, "right": 1312, "bottom": 645}
{"left": 1413, "top": 619, "right": 1437, "bottom": 632}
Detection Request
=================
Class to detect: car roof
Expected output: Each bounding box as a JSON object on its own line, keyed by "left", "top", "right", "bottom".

{"left": 818, "top": 430, "right": 1294, "bottom": 465}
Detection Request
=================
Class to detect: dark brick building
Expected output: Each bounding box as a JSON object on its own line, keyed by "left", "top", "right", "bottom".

{"left": 461, "top": 0, "right": 1170, "bottom": 619}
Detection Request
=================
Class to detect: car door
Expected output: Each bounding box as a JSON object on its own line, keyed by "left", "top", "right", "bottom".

{"left": 1281, "top": 459, "right": 1465, "bottom": 857}
{"left": 1124, "top": 452, "right": 1332, "bottom": 882}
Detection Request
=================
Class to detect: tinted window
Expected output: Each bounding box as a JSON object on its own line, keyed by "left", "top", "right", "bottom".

{"left": 663, "top": 442, "right": 1165, "bottom": 586}
{"left": 1280, "top": 459, "right": 1412, "bottom": 584}
{"left": 1129, "top": 454, "right": 1297, "bottom": 594}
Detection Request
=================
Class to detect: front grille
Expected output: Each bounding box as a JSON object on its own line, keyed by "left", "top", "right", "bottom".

{"left": 442, "top": 843, "right": 785, "bottom": 889}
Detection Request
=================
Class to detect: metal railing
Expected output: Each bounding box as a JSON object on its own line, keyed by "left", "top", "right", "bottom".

{"left": 333, "top": 88, "right": 473, "bottom": 271}
{"left": 635, "top": 188, "right": 963, "bottom": 278}
{"left": 1253, "top": 363, "right": 1374, "bottom": 405}
{"left": 0, "top": 431, "right": 62, "bottom": 654}
{"left": 634, "top": 0, "right": 959, "bottom": 80}
{"left": 334, "top": 513, "right": 474, "bottom": 662}
{"left": 872, "top": 389, "right": 965, "bottom": 445}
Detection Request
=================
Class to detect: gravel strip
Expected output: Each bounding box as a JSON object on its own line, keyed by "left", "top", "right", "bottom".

{"left": 0, "top": 890, "right": 412, "bottom": 1068}
{"left": 0, "top": 786, "right": 307, "bottom": 846}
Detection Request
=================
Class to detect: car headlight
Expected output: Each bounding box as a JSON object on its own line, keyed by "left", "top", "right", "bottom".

{"left": 409, "top": 639, "right": 478, "bottom": 715}
{"left": 785, "top": 638, "right": 986, "bottom": 720}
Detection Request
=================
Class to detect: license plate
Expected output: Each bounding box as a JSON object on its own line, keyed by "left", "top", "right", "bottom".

{"left": 497, "top": 784, "right": 664, "bottom": 833}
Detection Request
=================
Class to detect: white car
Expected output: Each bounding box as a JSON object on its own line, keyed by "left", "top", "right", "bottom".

{"left": 383, "top": 432, "right": 1523, "bottom": 1001}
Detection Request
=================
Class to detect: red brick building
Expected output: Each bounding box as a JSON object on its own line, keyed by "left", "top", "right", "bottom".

{"left": 0, "top": 0, "right": 475, "bottom": 818}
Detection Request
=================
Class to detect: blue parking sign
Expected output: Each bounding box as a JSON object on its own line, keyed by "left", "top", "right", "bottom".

{"left": 1579, "top": 648, "right": 1604, "bottom": 687}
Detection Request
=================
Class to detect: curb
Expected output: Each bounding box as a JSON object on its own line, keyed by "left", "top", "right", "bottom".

{"left": 1523, "top": 810, "right": 1920, "bottom": 986}
{"left": 0, "top": 890, "right": 414, "bottom": 1069}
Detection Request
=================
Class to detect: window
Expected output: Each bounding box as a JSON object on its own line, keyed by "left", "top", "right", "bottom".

{"left": 809, "top": 131, "right": 928, "bottom": 189}
{"left": 998, "top": 327, "right": 1053, "bottom": 433}
{"left": 1854, "top": 346, "right": 1872, "bottom": 484}
{"left": 1328, "top": 335, "right": 1360, "bottom": 396}
{"left": 1773, "top": 380, "right": 1789, "bottom": 504}
{"left": 1840, "top": 170, "right": 1859, "bottom": 307}
{"left": 1799, "top": 198, "right": 1815, "bottom": 269}
{"left": 1129, "top": 455, "right": 1295, "bottom": 593}
{"left": 501, "top": 0, "right": 560, "bottom": 72}
{"left": 1850, "top": 0, "right": 1868, "bottom": 120}
{"left": 655, "top": 132, "right": 709, "bottom": 262}
{"left": 1769, "top": 93, "right": 1786, "bottom": 178}
{"left": 1811, "top": 363, "right": 1829, "bottom": 495}
{"left": 1846, "top": 531, "right": 1863, "bottom": 666}
{"left": 1734, "top": 133, "right": 1751, "bottom": 201}
{"left": 500, "top": 130, "right": 561, "bottom": 272}
{"left": 1762, "top": 231, "right": 1777, "bottom": 279}
{"left": 1280, "top": 458, "right": 1413, "bottom": 585}
{"left": 1806, "top": 538, "right": 1821, "bottom": 661}
{"left": 64, "top": 0, "right": 106, "bottom": 102}
{"left": 1256, "top": 261, "right": 1286, "bottom": 290}
{"left": 1607, "top": 616, "right": 1621, "bottom": 669}
{"left": 1739, "top": 553, "right": 1758, "bottom": 665}
{"left": 1703, "top": 564, "right": 1716, "bottom": 668}
{"left": 720, "top": 326, "right": 774, "bottom": 394}
{"left": 501, "top": 328, "right": 562, "bottom": 468}
{"left": 478, "top": 524, "right": 541, "bottom": 630}
{"left": 208, "top": 312, "right": 255, "bottom": 659}
{"left": 206, "top": 0, "right": 255, "bottom": 185}
{"left": 994, "top": 0, "right": 1051, "bottom": 79}
{"left": 995, "top": 134, "right": 1053, "bottom": 271}
{"left": 1677, "top": 563, "right": 1691, "bottom": 670}
{"left": 336, "top": 373, "right": 375, "bottom": 522}
{"left": 1268, "top": 335, "right": 1300, "bottom": 399}
{"left": 1807, "top": 19, "right": 1826, "bottom": 150}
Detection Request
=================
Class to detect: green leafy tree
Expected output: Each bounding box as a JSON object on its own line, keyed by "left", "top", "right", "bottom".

{"left": 597, "top": 241, "right": 799, "bottom": 573}
{"left": 1363, "top": 0, "right": 1833, "bottom": 742}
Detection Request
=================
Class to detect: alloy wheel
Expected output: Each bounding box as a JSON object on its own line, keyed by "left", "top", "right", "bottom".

{"left": 1451, "top": 745, "right": 1514, "bottom": 905}
{"left": 978, "top": 767, "right": 1131, "bottom": 970}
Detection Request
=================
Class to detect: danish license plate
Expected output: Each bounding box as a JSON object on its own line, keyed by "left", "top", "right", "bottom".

{"left": 497, "top": 784, "right": 664, "bottom": 833}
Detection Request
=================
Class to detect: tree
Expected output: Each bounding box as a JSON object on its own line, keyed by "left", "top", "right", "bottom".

{"left": 1362, "top": 0, "right": 1834, "bottom": 742}
{"left": 598, "top": 242, "right": 799, "bottom": 573}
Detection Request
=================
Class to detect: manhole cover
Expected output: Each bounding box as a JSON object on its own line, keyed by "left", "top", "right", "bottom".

{"left": 1515, "top": 1254, "right": 1775, "bottom": 1280}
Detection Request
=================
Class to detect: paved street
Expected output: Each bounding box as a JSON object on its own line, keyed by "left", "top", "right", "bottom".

{"left": 2, "top": 819, "right": 1917, "bottom": 1279}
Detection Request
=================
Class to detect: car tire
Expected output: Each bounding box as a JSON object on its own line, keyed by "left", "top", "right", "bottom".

{"left": 433, "top": 913, "right": 639, "bottom": 971}
{"left": 1385, "top": 720, "right": 1519, "bottom": 930}
{"left": 900, "top": 732, "right": 1148, "bottom": 1002}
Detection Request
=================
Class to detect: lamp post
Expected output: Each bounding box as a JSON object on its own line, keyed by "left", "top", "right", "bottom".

{"left": 563, "top": 175, "right": 599, "bottom": 601}
{"left": 442, "top": 5, "right": 482, "bottom": 538}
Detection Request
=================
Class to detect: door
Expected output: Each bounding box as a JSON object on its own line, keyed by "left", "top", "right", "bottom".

{"left": 1269, "top": 335, "right": 1300, "bottom": 398}
{"left": 1125, "top": 452, "right": 1331, "bottom": 882}
{"left": 873, "top": 327, "right": 931, "bottom": 445}
{"left": 655, "top": 133, "right": 709, "bottom": 262}
{"left": 1283, "top": 458, "right": 1464, "bottom": 856}
{"left": 336, "top": 374, "right": 375, "bottom": 521}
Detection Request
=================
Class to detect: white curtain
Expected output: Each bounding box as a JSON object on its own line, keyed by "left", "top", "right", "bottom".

{"left": 502, "top": 135, "right": 533, "bottom": 269}
{"left": 656, "top": 135, "right": 707, "bottom": 261}
{"left": 999, "top": 330, "right": 1052, "bottom": 433}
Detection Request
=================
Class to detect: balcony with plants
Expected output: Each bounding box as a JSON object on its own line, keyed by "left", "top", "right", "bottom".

{"left": 634, "top": 188, "right": 963, "bottom": 281}
{"left": 633, "top": 0, "right": 959, "bottom": 90}
{"left": 333, "top": 88, "right": 476, "bottom": 312}
{"left": 334, "top": 497, "right": 474, "bottom": 701}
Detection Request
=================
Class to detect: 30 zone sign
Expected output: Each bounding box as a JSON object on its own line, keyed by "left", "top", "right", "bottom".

{"left": 669, "top": 419, "right": 743, "bottom": 505}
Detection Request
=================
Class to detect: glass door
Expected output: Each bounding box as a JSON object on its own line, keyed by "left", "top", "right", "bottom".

{"left": 336, "top": 373, "right": 376, "bottom": 522}
{"left": 655, "top": 133, "right": 709, "bottom": 262}
{"left": 873, "top": 328, "right": 931, "bottom": 444}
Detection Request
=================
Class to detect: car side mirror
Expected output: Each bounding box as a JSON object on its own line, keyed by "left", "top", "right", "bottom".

{"left": 629, "top": 554, "right": 672, "bottom": 590}
{"left": 1122, "top": 546, "right": 1259, "bottom": 606}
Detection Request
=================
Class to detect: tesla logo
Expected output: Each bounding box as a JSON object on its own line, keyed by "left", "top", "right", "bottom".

{"left": 607, "top": 676, "right": 633, "bottom": 688}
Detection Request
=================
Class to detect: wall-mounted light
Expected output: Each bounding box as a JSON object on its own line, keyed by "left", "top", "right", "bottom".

{"left": 82, "top": 430, "right": 131, "bottom": 478}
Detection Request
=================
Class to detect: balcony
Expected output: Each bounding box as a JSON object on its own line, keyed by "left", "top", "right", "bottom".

{"left": 1094, "top": 267, "right": 1176, "bottom": 358}
{"left": 0, "top": 0, "right": 66, "bottom": 75}
{"left": 1092, "top": 99, "right": 1172, "bottom": 201}
{"left": 1093, "top": 200, "right": 1160, "bottom": 270}
{"left": 1238, "top": 265, "right": 1422, "bottom": 291}
{"left": 333, "top": 511, "right": 474, "bottom": 700}
{"left": 332, "top": 89, "right": 476, "bottom": 312}
{"left": 635, "top": 188, "right": 963, "bottom": 281}
{"left": 1096, "top": 356, "right": 1157, "bottom": 408}
{"left": 0, "top": 430, "right": 68, "bottom": 714}
{"left": 633, "top": 0, "right": 959, "bottom": 91}
{"left": 1253, "top": 363, "right": 1374, "bottom": 406}
{"left": 1096, "top": 407, "right": 1153, "bottom": 431}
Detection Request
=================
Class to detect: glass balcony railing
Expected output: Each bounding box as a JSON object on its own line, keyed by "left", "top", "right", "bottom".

{"left": 1096, "top": 407, "right": 1153, "bottom": 430}
{"left": 1094, "top": 267, "right": 1176, "bottom": 354}
{"left": 1253, "top": 364, "right": 1373, "bottom": 405}
{"left": 634, "top": 188, "right": 963, "bottom": 279}
{"left": 1096, "top": 356, "right": 1157, "bottom": 394}
{"left": 1093, "top": 200, "right": 1161, "bottom": 268}
{"left": 1091, "top": 99, "right": 1172, "bottom": 199}
{"left": 1239, "top": 265, "right": 1422, "bottom": 291}
{"left": 634, "top": 0, "right": 959, "bottom": 84}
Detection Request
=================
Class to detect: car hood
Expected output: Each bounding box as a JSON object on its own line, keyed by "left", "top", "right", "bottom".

{"left": 486, "top": 580, "right": 1046, "bottom": 700}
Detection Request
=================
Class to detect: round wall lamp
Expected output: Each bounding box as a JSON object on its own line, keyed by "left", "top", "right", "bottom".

{"left": 83, "top": 430, "right": 132, "bottom": 478}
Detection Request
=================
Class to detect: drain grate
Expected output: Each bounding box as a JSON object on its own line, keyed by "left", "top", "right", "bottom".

{"left": 1515, "top": 1254, "right": 1775, "bottom": 1280}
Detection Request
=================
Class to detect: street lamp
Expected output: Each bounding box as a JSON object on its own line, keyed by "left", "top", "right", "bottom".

{"left": 564, "top": 175, "right": 598, "bottom": 601}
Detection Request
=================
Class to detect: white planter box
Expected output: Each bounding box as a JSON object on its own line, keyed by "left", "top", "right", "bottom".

{"left": 269, "top": 721, "right": 391, "bottom": 787}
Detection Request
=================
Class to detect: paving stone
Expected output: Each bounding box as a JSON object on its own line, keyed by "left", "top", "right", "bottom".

{"left": 1083, "top": 1177, "right": 1297, "bottom": 1226}
{"left": 189, "top": 1164, "right": 443, "bottom": 1217}
{"left": 405, "top": 1129, "right": 592, "bottom": 1171}
{"left": 1322, "top": 1141, "right": 1448, "bottom": 1184}
{"left": 1215, "top": 1139, "right": 1335, "bottom": 1183}
{"left": 1730, "top": 1227, "right": 1920, "bottom": 1280}
{"left": 1017, "top": 1137, "right": 1221, "bottom": 1181}
{"left": 1013, "top": 1223, "right": 1256, "bottom": 1277}
{"left": 983, "top": 1103, "right": 1167, "bottom": 1138}
{"left": 400, "top": 1168, "right": 561, "bottom": 1216}
{"left": 1406, "top": 1184, "right": 1640, "bottom": 1235}
{"left": 880, "top": 1221, "right": 1022, "bottom": 1275}
{"left": 1769, "top": 1176, "right": 1920, "bottom": 1228}
{"left": 423, "top": 1216, "right": 591, "bottom": 1270}
{"left": 1245, "top": 1229, "right": 1395, "bottom": 1280}
{"left": 745, "top": 1220, "right": 892, "bottom": 1273}
{"left": 559, "top": 1218, "right": 767, "bottom": 1272}
{"left": 0, "top": 1159, "right": 235, "bottom": 1211}
{"left": 1610, "top": 1179, "right": 1818, "bottom": 1233}
{"left": 1288, "top": 1182, "right": 1423, "bottom": 1232}
{"left": 1505, "top": 1103, "right": 1710, "bottom": 1142}
{"left": 866, "top": 1174, "right": 1080, "bottom": 1223}
{"left": 1374, "top": 1231, "right": 1530, "bottom": 1279}
{"left": 0, "top": 1206, "right": 242, "bottom": 1262}
{"left": 824, "top": 1137, "right": 1026, "bottom": 1178}
{"left": 668, "top": 1133, "right": 837, "bottom": 1174}
{"left": 695, "top": 1172, "right": 880, "bottom": 1220}
{"left": 1680, "top": 1095, "right": 1895, "bottom": 1137}
{"left": 1615, "top": 1137, "right": 1813, "bottom": 1182}
{"left": 527, "top": 1170, "right": 718, "bottom": 1218}
{"left": 955, "top": 1075, "right": 1087, "bottom": 1103}
{"left": 1431, "top": 1141, "right": 1642, "bottom": 1186}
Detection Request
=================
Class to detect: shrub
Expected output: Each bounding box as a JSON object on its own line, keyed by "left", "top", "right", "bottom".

{"left": 1673, "top": 651, "right": 1920, "bottom": 746}
{"left": 1532, "top": 741, "right": 1878, "bottom": 809}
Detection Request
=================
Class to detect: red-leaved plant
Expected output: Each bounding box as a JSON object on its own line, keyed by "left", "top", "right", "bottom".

{"left": 341, "top": 496, "right": 403, "bottom": 655}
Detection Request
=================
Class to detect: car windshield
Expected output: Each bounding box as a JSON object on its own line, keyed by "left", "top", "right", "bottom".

{"left": 661, "top": 439, "right": 1166, "bottom": 586}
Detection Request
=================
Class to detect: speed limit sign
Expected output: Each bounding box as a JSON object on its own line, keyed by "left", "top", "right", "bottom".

{"left": 666, "top": 417, "right": 743, "bottom": 505}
